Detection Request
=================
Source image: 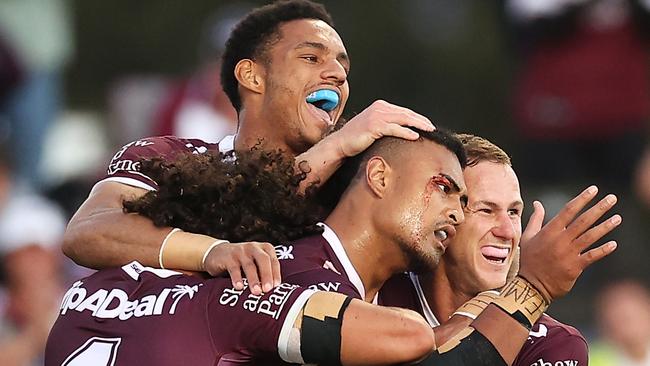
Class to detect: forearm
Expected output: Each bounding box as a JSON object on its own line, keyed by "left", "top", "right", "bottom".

{"left": 290, "top": 292, "right": 435, "bottom": 366}
{"left": 340, "top": 304, "right": 435, "bottom": 365}
{"left": 423, "top": 277, "right": 548, "bottom": 365}
{"left": 63, "top": 208, "right": 171, "bottom": 269}
{"left": 295, "top": 133, "right": 345, "bottom": 190}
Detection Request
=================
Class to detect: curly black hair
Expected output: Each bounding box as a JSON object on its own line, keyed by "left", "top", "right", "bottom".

{"left": 123, "top": 148, "right": 324, "bottom": 244}
{"left": 220, "top": 0, "right": 334, "bottom": 112}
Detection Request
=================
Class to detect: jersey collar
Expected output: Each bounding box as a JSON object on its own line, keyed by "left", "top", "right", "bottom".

{"left": 410, "top": 273, "right": 441, "bottom": 326}
{"left": 319, "top": 223, "right": 378, "bottom": 304}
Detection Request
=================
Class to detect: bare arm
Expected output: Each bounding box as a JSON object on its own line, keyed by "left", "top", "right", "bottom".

{"left": 63, "top": 181, "right": 165, "bottom": 269}
{"left": 296, "top": 291, "right": 528, "bottom": 366}
{"left": 340, "top": 300, "right": 436, "bottom": 365}
{"left": 297, "top": 100, "right": 435, "bottom": 189}
{"left": 63, "top": 181, "right": 280, "bottom": 294}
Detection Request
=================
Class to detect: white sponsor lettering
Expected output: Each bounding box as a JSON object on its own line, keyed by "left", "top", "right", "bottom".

{"left": 59, "top": 281, "right": 199, "bottom": 320}
{"left": 219, "top": 287, "right": 244, "bottom": 307}
{"left": 530, "top": 358, "right": 578, "bottom": 366}
{"left": 107, "top": 159, "right": 140, "bottom": 175}
{"left": 134, "top": 140, "right": 154, "bottom": 147}
{"left": 308, "top": 282, "right": 341, "bottom": 292}
{"left": 217, "top": 280, "right": 299, "bottom": 319}
{"left": 275, "top": 245, "right": 294, "bottom": 260}
{"left": 106, "top": 140, "right": 153, "bottom": 175}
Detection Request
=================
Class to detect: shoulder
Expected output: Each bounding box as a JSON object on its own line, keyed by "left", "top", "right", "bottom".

{"left": 101, "top": 135, "right": 222, "bottom": 190}
{"left": 110, "top": 135, "right": 219, "bottom": 161}
{"left": 535, "top": 314, "right": 585, "bottom": 340}
{"left": 275, "top": 235, "right": 331, "bottom": 275}
{"left": 276, "top": 235, "right": 361, "bottom": 298}
{"left": 514, "top": 314, "right": 588, "bottom": 366}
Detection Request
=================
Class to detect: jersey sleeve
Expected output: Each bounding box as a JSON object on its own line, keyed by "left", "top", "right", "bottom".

{"left": 207, "top": 279, "right": 318, "bottom": 363}
{"left": 514, "top": 330, "right": 588, "bottom": 366}
{"left": 206, "top": 266, "right": 362, "bottom": 363}
{"left": 100, "top": 136, "right": 199, "bottom": 191}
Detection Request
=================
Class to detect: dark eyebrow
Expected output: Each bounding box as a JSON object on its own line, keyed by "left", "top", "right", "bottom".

{"left": 295, "top": 41, "right": 350, "bottom": 67}
{"left": 440, "top": 173, "right": 461, "bottom": 193}
{"left": 439, "top": 173, "right": 467, "bottom": 206}
{"left": 295, "top": 41, "right": 326, "bottom": 51}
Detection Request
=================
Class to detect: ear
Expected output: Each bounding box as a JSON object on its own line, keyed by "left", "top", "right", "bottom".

{"left": 234, "top": 59, "right": 265, "bottom": 94}
{"left": 365, "top": 157, "right": 391, "bottom": 198}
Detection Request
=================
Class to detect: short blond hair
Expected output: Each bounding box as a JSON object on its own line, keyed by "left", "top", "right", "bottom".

{"left": 455, "top": 133, "right": 511, "bottom": 167}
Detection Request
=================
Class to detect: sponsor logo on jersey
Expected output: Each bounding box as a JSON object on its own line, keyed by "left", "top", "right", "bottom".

{"left": 107, "top": 140, "right": 154, "bottom": 175}
{"left": 107, "top": 159, "right": 140, "bottom": 175}
{"left": 308, "top": 282, "right": 341, "bottom": 292}
{"left": 530, "top": 358, "right": 578, "bottom": 366}
{"left": 218, "top": 280, "right": 299, "bottom": 320}
{"left": 275, "top": 245, "right": 294, "bottom": 260}
{"left": 59, "top": 281, "right": 202, "bottom": 320}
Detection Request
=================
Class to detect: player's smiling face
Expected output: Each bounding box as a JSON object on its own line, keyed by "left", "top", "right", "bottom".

{"left": 444, "top": 161, "right": 522, "bottom": 293}
{"left": 261, "top": 19, "right": 349, "bottom": 153}
{"left": 379, "top": 142, "right": 466, "bottom": 274}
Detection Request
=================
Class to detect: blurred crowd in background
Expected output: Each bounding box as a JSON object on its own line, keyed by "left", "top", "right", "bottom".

{"left": 0, "top": 0, "right": 649, "bottom": 365}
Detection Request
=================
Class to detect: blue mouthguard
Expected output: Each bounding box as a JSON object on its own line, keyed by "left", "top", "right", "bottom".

{"left": 306, "top": 89, "right": 339, "bottom": 112}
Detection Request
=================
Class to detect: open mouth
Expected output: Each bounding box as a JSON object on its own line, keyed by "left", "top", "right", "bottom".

{"left": 305, "top": 89, "right": 339, "bottom": 125}
{"left": 433, "top": 225, "right": 456, "bottom": 250}
{"left": 480, "top": 246, "right": 510, "bottom": 264}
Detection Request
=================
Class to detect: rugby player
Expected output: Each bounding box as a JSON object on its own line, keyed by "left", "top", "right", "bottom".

{"left": 61, "top": 0, "right": 435, "bottom": 295}
{"left": 46, "top": 129, "right": 619, "bottom": 365}
{"left": 381, "top": 134, "right": 608, "bottom": 365}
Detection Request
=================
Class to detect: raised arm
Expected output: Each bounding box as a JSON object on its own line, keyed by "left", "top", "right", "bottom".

{"left": 297, "top": 100, "right": 435, "bottom": 189}
{"left": 418, "top": 185, "right": 620, "bottom": 365}
{"left": 62, "top": 137, "right": 280, "bottom": 295}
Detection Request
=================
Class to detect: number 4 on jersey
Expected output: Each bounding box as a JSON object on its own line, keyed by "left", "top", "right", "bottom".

{"left": 62, "top": 337, "right": 121, "bottom": 366}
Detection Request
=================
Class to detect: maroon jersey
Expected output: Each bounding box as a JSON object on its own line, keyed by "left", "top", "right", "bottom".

{"left": 102, "top": 135, "right": 233, "bottom": 191}
{"left": 380, "top": 274, "right": 589, "bottom": 366}
{"left": 274, "top": 224, "right": 375, "bottom": 302}
{"left": 46, "top": 224, "right": 370, "bottom": 365}
{"left": 513, "top": 314, "right": 588, "bottom": 366}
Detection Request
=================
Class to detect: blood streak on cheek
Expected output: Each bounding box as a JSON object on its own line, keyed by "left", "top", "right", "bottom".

{"left": 423, "top": 177, "right": 436, "bottom": 207}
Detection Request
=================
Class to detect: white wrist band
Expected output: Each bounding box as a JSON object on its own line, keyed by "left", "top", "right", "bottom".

{"left": 159, "top": 228, "right": 182, "bottom": 269}
{"left": 201, "top": 239, "right": 230, "bottom": 270}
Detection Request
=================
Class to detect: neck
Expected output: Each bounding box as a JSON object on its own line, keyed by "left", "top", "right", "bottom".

{"left": 234, "top": 107, "right": 296, "bottom": 155}
{"left": 420, "top": 267, "right": 473, "bottom": 322}
{"left": 325, "top": 197, "right": 409, "bottom": 303}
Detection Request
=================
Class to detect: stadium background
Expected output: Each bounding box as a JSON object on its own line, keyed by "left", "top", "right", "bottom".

{"left": 0, "top": 0, "right": 649, "bottom": 363}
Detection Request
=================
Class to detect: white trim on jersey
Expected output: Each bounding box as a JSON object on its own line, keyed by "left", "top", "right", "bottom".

{"left": 409, "top": 273, "right": 440, "bottom": 327}
{"left": 320, "top": 223, "right": 378, "bottom": 304}
{"left": 120, "top": 261, "right": 183, "bottom": 281}
{"left": 277, "top": 289, "right": 317, "bottom": 364}
{"left": 94, "top": 176, "right": 157, "bottom": 192}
